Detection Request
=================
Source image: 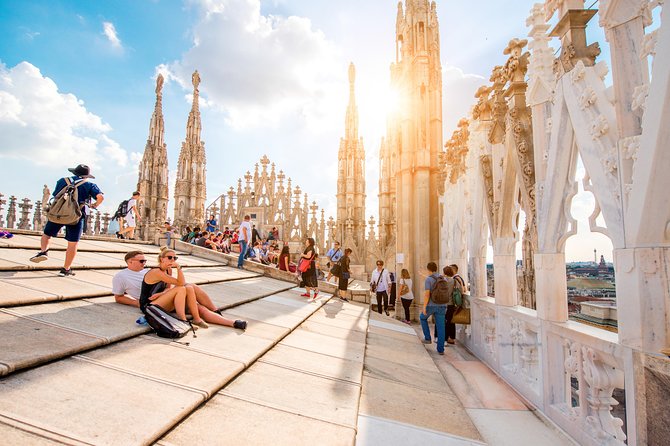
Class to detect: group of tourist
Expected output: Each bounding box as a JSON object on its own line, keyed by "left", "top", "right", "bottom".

{"left": 27, "top": 164, "right": 465, "bottom": 346}
{"left": 420, "top": 262, "right": 466, "bottom": 355}
{"left": 27, "top": 164, "right": 247, "bottom": 332}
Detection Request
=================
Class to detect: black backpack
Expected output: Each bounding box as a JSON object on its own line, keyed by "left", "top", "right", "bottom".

{"left": 144, "top": 304, "right": 195, "bottom": 339}
{"left": 112, "top": 199, "right": 130, "bottom": 220}
{"left": 431, "top": 275, "right": 454, "bottom": 305}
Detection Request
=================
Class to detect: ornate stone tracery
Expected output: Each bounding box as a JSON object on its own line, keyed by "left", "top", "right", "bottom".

{"left": 137, "top": 74, "right": 169, "bottom": 240}
{"left": 206, "top": 155, "right": 329, "bottom": 254}
{"left": 174, "top": 70, "right": 207, "bottom": 230}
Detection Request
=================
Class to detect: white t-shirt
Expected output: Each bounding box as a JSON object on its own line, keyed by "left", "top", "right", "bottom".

{"left": 238, "top": 220, "right": 252, "bottom": 241}
{"left": 112, "top": 268, "right": 148, "bottom": 299}
{"left": 370, "top": 268, "right": 391, "bottom": 293}
{"left": 399, "top": 278, "right": 414, "bottom": 300}
{"left": 125, "top": 198, "right": 137, "bottom": 227}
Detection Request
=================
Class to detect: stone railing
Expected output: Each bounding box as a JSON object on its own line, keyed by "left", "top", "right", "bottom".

{"left": 0, "top": 192, "right": 113, "bottom": 236}
{"left": 465, "top": 298, "right": 627, "bottom": 446}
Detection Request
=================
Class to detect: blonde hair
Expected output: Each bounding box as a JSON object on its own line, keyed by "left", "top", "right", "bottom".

{"left": 401, "top": 268, "right": 410, "bottom": 279}
{"left": 158, "top": 246, "right": 175, "bottom": 263}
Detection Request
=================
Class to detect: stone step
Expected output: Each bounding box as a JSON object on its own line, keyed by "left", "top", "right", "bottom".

{"left": 0, "top": 233, "right": 162, "bottom": 254}
{"left": 0, "top": 276, "right": 295, "bottom": 377}
{"left": 159, "top": 298, "right": 371, "bottom": 446}
{"left": 0, "top": 289, "right": 333, "bottom": 445}
{"left": 0, "top": 248, "right": 223, "bottom": 271}
{"left": 0, "top": 266, "right": 258, "bottom": 307}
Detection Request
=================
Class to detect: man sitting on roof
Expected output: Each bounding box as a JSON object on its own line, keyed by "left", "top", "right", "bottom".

{"left": 112, "top": 250, "right": 247, "bottom": 329}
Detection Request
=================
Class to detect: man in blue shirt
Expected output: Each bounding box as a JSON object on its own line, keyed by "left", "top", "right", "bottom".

{"left": 419, "top": 262, "right": 448, "bottom": 355}
{"left": 206, "top": 215, "right": 217, "bottom": 233}
{"left": 325, "top": 241, "right": 343, "bottom": 283}
{"left": 30, "top": 164, "right": 104, "bottom": 277}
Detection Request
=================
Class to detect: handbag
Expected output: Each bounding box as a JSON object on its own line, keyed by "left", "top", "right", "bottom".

{"left": 399, "top": 279, "right": 409, "bottom": 296}
{"left": 451, "top": 306, "right": 471, "bottom": 325}
{"left": 298, "top": 258, "right": 311, "bottom": 273}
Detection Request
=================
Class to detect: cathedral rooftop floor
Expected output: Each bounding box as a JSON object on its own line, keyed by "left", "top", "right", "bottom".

{"left": 0, "top": 233, "right": 574, "bottom": 445}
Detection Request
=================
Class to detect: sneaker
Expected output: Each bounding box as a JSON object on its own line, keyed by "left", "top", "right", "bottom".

{"left": 339, "top": 297, "right": 349, "bottom": 302}
{"left": 300, "top": 293, "right": 311, "bottom": 297}
{"left": 30, "top": 251, "right": 49, "bottom": 263}
{"left": 385, "top": 310, "right": 390, "bottom": 316}
{"left": 447, "top": 338, "right": 455, "bottom": 345}
{"left": 193, "top": 319, "right": 209, "bottom": 329}
{"left": 438, "top": 351, "right": 445, "bottom": 355}
{"left": 233, "top": 320, "right": 247, "bottom": 330}
{"left": 422, "top": 339, "right": 432, "bottom": 344}
{"left": 59, "top": 268, "right": 75, "bottom": 277}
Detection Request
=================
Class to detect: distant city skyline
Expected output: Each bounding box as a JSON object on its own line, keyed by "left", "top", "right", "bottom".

{"left": 0, "top": 0, "right": 614, "bottom": 261}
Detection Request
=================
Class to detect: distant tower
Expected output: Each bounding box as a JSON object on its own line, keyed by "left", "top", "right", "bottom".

{"left": 594, "top": 248, "right": 597, "bottom": 264}
{"left": 173, "top": 70, "right": 207, "bottom": 229}
{"left": 386, "top": 0, "right": 443, "bottom": 296}
{"left": 336, "top": 62, "right": 366, "bottom": 254}
{"left": 136, "top": 74, "right": 169, "bottom": 241}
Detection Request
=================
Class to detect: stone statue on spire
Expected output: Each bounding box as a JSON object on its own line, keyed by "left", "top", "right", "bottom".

{"left": 192, "top": 70, "right": 200, "bottom": 93}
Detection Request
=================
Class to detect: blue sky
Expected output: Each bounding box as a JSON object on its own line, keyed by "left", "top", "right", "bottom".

{"left": 0, "top": 0, "right": 614, "bottom": 261}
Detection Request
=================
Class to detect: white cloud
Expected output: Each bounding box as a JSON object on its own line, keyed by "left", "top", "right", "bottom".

{"left": 102, "top": 21, "right": 122, "bottom": 49}
{"left": 0, "top": 61, "right": 128, "bottom": 169}
{"left": 442, "top": 65, "right": 486, "bottom": 136}
{"left": 164, "top": 0, "right": 342, "bottom": 129}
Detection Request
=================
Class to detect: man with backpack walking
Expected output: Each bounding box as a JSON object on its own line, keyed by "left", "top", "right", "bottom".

{"left": 116, "top": 192, "right": 141, "bottom": 240}
{"left": 30, "top": 164, "right": 104, "bottom": 277}
{"left": 419, "top": 262, "right": 453, "bottom": 355}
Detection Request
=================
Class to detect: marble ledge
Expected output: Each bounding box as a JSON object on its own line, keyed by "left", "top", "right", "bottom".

{"left": 497, "top": 305, "right": 539, "bottom": 322}
{"left": 545, "top": 319, "right": 621, "bottom": 350}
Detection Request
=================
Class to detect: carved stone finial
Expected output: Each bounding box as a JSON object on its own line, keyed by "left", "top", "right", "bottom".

{"left": 7, "top": 196, "right": 17, "bottom": 229}
{"left": 33, "top": 200, "right": 43, "bottom": 229}
{"left": 18, "top": 197, "right": 33, "bottom": 229}
{"left": 472, "top": 85, "right": 493, "bottom": 121}
{"left": 488, "top": 66, "right": 509, "bottom": 144}
{"left": 0, "top": 193, "right": 6, "bottom": 227}
{"left": 192, "top": 70, "right": 200, "bottom": 92}
{"left": 549, "top": 9, "right": 600, "bottom": 76}
{"left": 442, "top": 118, "right": 470, "bottom": 187}
{"left": 504, "top": 38, "right": 530, "bottom": 84}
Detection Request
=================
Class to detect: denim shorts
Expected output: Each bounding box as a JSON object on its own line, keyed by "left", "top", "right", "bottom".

{"left": 44, "top": 218, "right": 85, "bottom": 242}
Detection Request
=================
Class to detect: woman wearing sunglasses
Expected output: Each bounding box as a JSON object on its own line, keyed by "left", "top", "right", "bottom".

{"left": 114, "top": 250, "right": 248, "bottom": 330}
{"left": 140, "top": 247, "right": 209, "bottom": 329}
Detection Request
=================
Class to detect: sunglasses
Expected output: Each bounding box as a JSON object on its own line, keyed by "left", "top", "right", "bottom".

{"left": 165, "top": 255, "right": 178, "bottom": 261}
{"left": 134, "top": 259, "right": 147, "bottom": 264}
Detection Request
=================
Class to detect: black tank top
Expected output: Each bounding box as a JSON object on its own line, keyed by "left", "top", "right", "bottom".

{"left": 140, "top": 275, "right": 168, "bottom": 312}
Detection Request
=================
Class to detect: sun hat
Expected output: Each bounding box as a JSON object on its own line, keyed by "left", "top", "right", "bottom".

{"left": 68, "top": 164, "right": 95, "bottom": 179}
